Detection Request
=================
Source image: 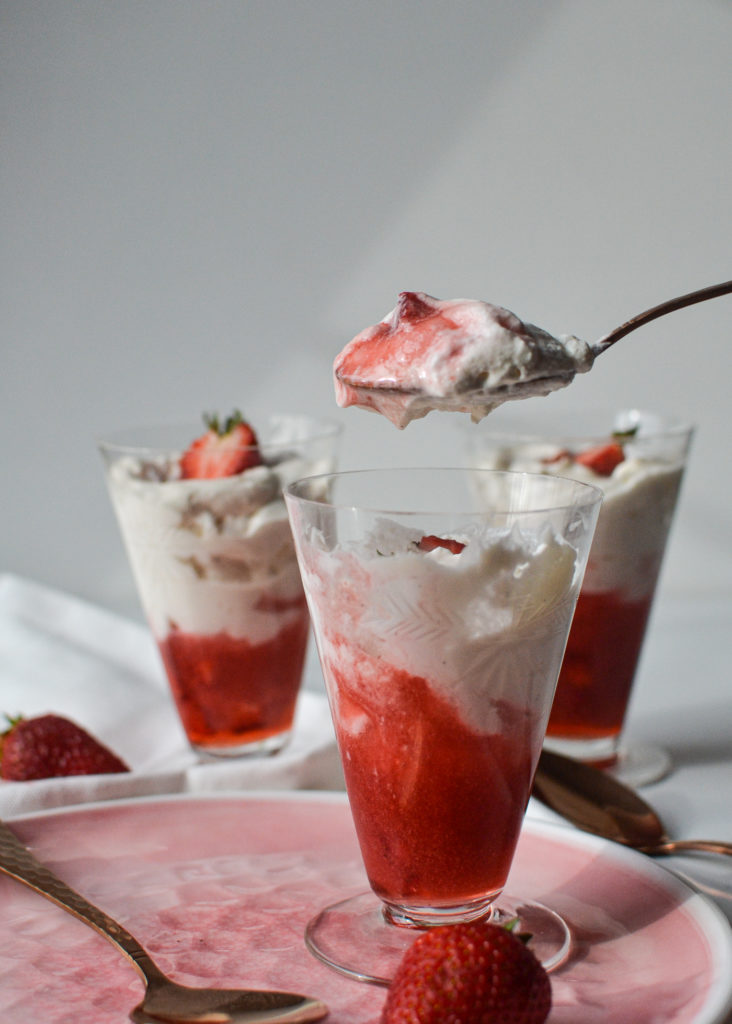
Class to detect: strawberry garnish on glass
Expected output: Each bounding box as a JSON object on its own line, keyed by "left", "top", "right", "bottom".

{"left": 180, "top": 411, "right": 262, "bottom": 479}
{"left": 574, "top": 441, "right": 625, "bottom": 476}
{"left": 417, "top": 535, "right": 466, "bottom": 555}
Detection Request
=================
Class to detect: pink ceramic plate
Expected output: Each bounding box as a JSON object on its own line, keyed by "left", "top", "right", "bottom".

{"left": 1, "top": 793, "right": 730, "bottom": 1024}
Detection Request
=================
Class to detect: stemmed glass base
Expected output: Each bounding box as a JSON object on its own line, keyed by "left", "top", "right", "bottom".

{"left": 544, "top": 735, "right": 672, "bottom": 787}
{"left": 608, "top": 743, "right": 672, "bottom": 788}
{"left": 305, "top": 891, "right": 572, "bottom": 986}
{"left": 191, "top": 728, "right": 293, "bottom": 759}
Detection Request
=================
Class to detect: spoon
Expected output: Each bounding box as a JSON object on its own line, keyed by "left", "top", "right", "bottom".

{"left": 592, "top": 278, "right": 732, "bottom": 355}
{"left": 0, "top": 818, "right": 328, "bottom": 1024}
{"left": 533, "top": 748, "right": 732, "bottom": 857}
{"left": 334, "top": 279, "right": 732, "bottom": 427}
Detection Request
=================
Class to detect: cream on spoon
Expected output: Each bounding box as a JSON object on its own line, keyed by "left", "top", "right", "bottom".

{"left": 334, "top": 280, "right": 732, "bottom": 428}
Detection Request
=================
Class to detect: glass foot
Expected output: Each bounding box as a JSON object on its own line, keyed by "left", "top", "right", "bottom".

{"left": 305, "top": 890, "right": 572, "bottom": 986}
{"left": 609, "top": 742, "right": 672, "bottom": 787}
{"left": 543, "top": 736, "right": 672, "bottom": 788}
{"left": 190, "top": 729, "right": 292, "bottom": 759}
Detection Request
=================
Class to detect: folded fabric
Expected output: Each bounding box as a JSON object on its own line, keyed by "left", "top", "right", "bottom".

{"left": 0, "top": 575, "right": 343, "bottom": 818}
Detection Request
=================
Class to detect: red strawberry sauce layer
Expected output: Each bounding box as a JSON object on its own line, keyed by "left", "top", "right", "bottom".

{"left": 327, "top": 652, "right": 534, "bottom": 920}
{"left": 158, "top": 609, "right": 310, "bottom": 751}
{"left": 547, "top": 588, "right": 653, "bottom": 740}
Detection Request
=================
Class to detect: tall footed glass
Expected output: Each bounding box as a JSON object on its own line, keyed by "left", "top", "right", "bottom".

{"left": 99, "top": 414, "right": 341, "bottom": 758}
{"left": 285, "top": 467, "right": 601, "bottom": 984}
{"left": 466, "top": 409, "right": 693, "bottom": 785}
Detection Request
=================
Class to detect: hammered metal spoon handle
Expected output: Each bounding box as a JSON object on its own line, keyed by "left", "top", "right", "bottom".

{"left": 0, "top": 818, "right": 328, "bottom": 1023}
{"left": 0, "top": 817, "right": 159, "bottom": 974}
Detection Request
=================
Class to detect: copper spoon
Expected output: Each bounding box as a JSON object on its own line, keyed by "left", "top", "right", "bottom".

{"left": 0, "top": 818, "right": 328, "bottom": 1024}
{"left": 533, "top": 749, "right": 732, "bottom": 857}
{"left": 592, "top": 278, "right": 732, "bottom": 355}
{"left": 334, "top": 280, "right": 732, "bottom": 421}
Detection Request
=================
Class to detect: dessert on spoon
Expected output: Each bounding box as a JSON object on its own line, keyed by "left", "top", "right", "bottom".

{"left": 334, "top": 280, "right": 732, "bottom": 428}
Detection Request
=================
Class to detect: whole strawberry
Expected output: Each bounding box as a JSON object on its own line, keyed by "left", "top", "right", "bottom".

{"left": 180, "top": 410, "right": 262, "bottom": 479}
{"left": 0, "top": 714, "right": 130, "bottom": 781}
{"left": 381, "top": 919, "right": 551, "bottom": 1024}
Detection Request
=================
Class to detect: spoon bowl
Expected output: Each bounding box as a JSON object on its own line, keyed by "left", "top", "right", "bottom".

{"left": 0, "top": 818, "right": 328, "bottom": 1024}
{"left": 533, "top": 749, "right": 732, "bottom": 857}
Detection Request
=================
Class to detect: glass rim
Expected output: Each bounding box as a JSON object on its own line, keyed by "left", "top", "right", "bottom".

{"left": 285, "top": 466, "right": 603, "bottom": 517}
{"left": 465, "top": 407, "right": 694, "bottom": 446}
{"left": 97, "top": 413, "right": 343, "bottom": 458}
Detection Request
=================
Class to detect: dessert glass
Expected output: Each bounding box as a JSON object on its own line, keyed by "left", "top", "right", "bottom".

{"left": 467, "top": 409, "right": 693, "bottom": 785}
{"left": 285, "top": 467, "right": 601, "bottom": 983}
{"left": 99, "top": 414, "right": 341, "bottom": 757}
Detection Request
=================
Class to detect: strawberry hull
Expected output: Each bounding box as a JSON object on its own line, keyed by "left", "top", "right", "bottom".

{"left": 158, "top": 609, "right": 310, "bottom": 752}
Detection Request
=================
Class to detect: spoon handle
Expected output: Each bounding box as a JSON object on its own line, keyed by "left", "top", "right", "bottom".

{"left": 0, "top": 818, "right": 161, "bottom": 981}
{"left": 649, "top": 838, "right": 732, "bottom": 857}
{"left": 593, "top": 279, "right": 732, "bottom": 354}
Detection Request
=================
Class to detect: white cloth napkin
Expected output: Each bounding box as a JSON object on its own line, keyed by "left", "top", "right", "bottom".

{"left": 0, "top": 574, "right": 344, "bottom": 818}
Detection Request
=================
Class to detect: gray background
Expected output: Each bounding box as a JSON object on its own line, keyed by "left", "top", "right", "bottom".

{"left": 2, "top": 0, "right": 730, "bottom": 622}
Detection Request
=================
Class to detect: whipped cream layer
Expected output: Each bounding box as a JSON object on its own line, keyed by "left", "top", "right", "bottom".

{"left": 334, "top": 292, "right": 594, "bottom": 428}
{"left": 107, "top": 449, "right": 333, "bottom": 640}
{"left": 298, "top": 518, "right": 580, "bottom": 736}
{"left": 473, "top": 441, "right": 685, "bottom": 600}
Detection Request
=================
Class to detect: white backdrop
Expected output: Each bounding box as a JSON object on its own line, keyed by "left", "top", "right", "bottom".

{"left": 2, "top": 0, "right": 730, "bottom": 621}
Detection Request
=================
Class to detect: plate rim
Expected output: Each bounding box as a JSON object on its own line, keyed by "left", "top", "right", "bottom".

{"left": 4, "top": 791, "right": 732, "bottom": 1024}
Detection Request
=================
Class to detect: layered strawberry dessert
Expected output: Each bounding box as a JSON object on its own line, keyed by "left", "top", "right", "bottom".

{"left": 334, "top": 291, "right": 595, "bottom": 428}
{"left": 289, "top": 505, "right": 583, "bottom": 922}
{"left": 103, "top": 412, "right": 338, "bottom": 755}
{"left": 470, "top": 414, "right": 691, "bottom": 759}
